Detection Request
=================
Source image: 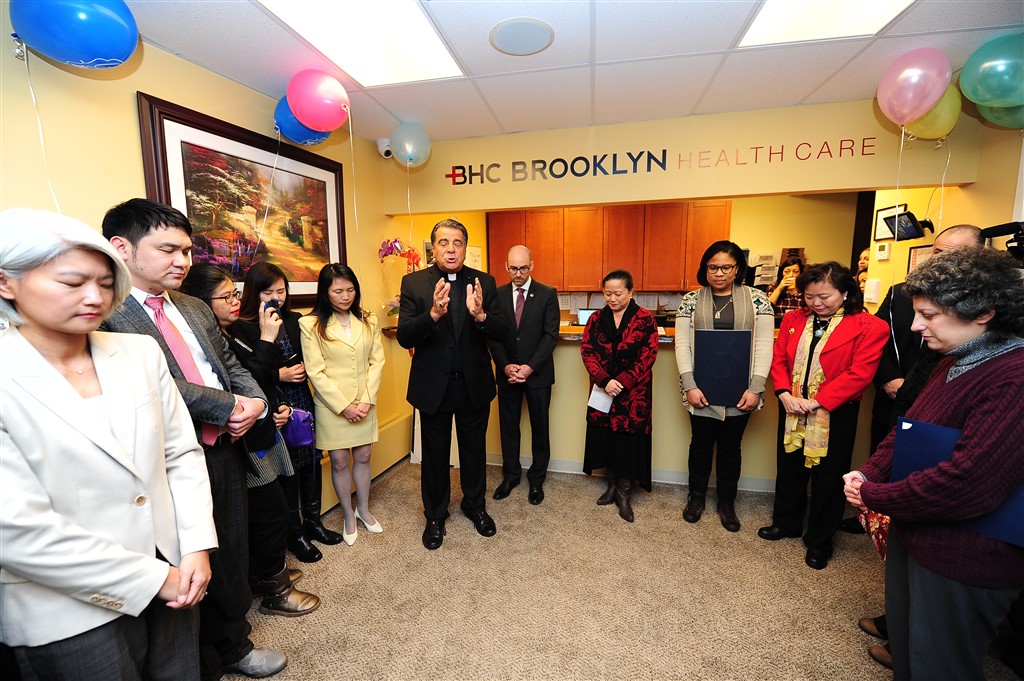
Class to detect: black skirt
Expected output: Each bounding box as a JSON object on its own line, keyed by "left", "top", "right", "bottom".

{"left": 582, "top": 422, "right": 653, "bottom": 492}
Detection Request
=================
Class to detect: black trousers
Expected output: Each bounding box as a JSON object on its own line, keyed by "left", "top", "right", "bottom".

{"left": 13, "top": 600, "right": 200, "bottom": 681}
{"left": 686, "top": 412, "right": 752, "bottom": 503}
{"left": 497, "top": 383, "right": 552, "bottom": 486}
{"left": 419, "top": 376, "right": 490, "bottom": 520}
{"left": 247, "top": 479, "right": 289, "bottom": 580}
{"left": 770, "top": 401, "right": 859, "bottom": 554}
{"left": 198, "top": 441, "right": 254, "bottom": 680}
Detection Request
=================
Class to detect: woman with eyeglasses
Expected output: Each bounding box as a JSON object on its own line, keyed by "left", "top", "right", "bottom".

{"left": 767, "top": 257, "right": 805, "bottom": 327}
{"left": 758, "top": 262, "right": 888, "bottom": 570}
{"left": 674, "top": 241, "right": 775, "bottom": 532}
{"left": 233, "top": 262, "right": 343, "bottom": 563}
{"left": 300, "top": 264, "right": 386, "bottom": 545}
{"left": 179, "top": 264, "right": 320, "bottom": 617}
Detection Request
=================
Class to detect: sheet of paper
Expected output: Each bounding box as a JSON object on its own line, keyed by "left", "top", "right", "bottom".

{"left": 635, "top": 293, "right": 658, "bottom": 310}
{"left": 557, "top": 293, "right": 571, "bottom": 311}
{"left": 587, "top": 385, "right": 613, "bottom": 413}
{"left": 570, "top": 293, "right": 588, "bottom": 313}
{"left": 588, "top": 293, "right": 604, "bottom": 308}
{"left": 658, "top": 293, "right": 683, "bottom": 310}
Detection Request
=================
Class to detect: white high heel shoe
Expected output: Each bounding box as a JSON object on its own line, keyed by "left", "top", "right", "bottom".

{"left": 342, "top": 517, "right": 357, "bottom": 546}
{"left": 355, "top": 508, "right": 384, "bottom": 534}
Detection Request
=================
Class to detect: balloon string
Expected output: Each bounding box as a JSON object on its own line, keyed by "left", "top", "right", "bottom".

{"left": 937, "top": 139, "right": 952, "bottom": 230}
{"left": 406, "top": 161, "right": 413, "bottom": 243}
{"left": 346, "top": 109, "right": 359, "bottom": 238}
{"left": 252, "top": 133, "right": 283, "bottom": 257}
{"left": 21, "top": 49, "right": 61, "bottom": 214}
{"left": 894, "top": 126, "right": 904, "bottom": 244}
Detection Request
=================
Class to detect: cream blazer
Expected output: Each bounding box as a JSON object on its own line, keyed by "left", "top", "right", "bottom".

{"left": 299, "top": 314, "right": 385, "bottom": 432}
{"left": 0, "top": 328, "right": 217, "bottom": 647}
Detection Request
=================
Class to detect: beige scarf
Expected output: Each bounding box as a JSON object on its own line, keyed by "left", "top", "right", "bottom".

{"left": 784, "top": 310, "right": 844, "bottom": 467}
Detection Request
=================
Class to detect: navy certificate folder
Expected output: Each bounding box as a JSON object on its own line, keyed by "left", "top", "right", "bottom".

{"left": 892, "top": 417, "right": 1024, "bottom": 547}
{"left": 693, "top": 330, "right": 751, "bottom": 407}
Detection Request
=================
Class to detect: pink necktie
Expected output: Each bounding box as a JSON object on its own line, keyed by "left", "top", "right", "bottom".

{"left": 144, "top": 296, "right": 219, "bottom": 446}
{"left": 515, "top": 288, "right": 525, "bottom": 327}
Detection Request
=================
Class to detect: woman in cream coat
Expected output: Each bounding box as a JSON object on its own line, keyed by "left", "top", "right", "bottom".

{"left": 0, "top": 209, "right": 216, "bottom": 680}
{"left": 300, "top": 264, "right": 385, "bottom": 546}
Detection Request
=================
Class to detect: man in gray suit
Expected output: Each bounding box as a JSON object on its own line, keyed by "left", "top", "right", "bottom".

{"left": 101, "top": 199, "right": 285, "bottom": 680}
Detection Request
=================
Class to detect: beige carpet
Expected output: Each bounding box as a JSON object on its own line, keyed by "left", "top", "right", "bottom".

{"left": 228, "top": 460, "right": 1017, "bottom": 681}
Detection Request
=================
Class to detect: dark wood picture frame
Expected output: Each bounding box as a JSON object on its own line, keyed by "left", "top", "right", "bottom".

{"left": 908, "top": 244, "right": 933, "bottom": 272}
{"left": 137, "top": 92, "right": 345, "bottom": 303}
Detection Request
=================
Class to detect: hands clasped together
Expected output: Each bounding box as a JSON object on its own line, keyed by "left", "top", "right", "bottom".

{"left": 778, "top": 392, "right": 821, "bottom": 415}
{"left": 685, "top": 387, "right": 761, "bottom": 411}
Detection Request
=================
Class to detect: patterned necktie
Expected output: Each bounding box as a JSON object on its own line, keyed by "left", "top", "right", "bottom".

{"left": 144, "top": 296, "right": 219, "bottom": 446}
{"left": 515, "top": 287, "right": 526, "bottom": 327}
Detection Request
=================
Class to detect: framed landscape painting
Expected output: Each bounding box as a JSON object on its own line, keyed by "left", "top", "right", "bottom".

{"left": 137, "top": 92, "right": 345, "bottom": 301}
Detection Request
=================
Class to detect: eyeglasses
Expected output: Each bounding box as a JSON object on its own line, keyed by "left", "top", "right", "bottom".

{"left": 507, "top": 265, "right": 531, "bottom": 274}
{"left": 211, "top": 291, "right": 242, "bottom": 303}
{"left": 706, "top": 264, "right": 737, "bottom": 274}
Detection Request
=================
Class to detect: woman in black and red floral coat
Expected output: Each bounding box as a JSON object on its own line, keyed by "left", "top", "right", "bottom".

{"left": 581, "top": 269, "right": 660, "bottom": 523}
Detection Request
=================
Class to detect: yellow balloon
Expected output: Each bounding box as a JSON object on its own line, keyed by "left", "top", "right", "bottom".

{"left": 906, "top": 84, "right": 962, "bottom": 139}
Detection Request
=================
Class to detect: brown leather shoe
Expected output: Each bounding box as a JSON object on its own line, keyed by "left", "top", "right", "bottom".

{"left": 868, "top": 644, "right": 893, "bottom": 670}
{"left": 257, "top": 567, "right": 320, "bottom": 617}
{"left": 596, "top": 478, "right": 616, "bottom": 505}
{"left": 858, "top": 616, "right": 886, "bottom": 639}
{"left": 614, "top": 478, "right": 634, "bottom": 523}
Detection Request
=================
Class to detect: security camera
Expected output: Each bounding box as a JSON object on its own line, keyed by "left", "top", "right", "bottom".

{"left": 376, "top": 138, "right": 392, "bottom": 159}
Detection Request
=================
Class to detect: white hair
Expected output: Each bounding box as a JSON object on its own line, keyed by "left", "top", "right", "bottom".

{"left": 0, "top": 208, "right": 131, "bottom": 326}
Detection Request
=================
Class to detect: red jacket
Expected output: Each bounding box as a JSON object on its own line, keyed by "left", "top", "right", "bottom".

{"left": 771, "top": 307, "right": 889, "bottom": 411}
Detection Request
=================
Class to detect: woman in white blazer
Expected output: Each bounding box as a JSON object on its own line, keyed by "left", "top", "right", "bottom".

{"left": 0, "top": 209, "right": 217, "bottom": 681}
{"left": 300, "top": 264, "right": 385, "bottom": 546}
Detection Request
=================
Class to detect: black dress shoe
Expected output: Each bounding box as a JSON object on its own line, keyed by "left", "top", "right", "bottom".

{"left": 493, "top": 479, "right": 519, "bottom": 500}
{"left": 305, "top": 521, "right": 344, "bottom": 545}
{"left": 422, "top": 519, "right": 445, "bottom": 550}
{"left": 464, "top": 510, "right": 497, "bottom": 537}
{"left": 528, "top": 484, "right": 544, "bottom": 505}
{"left": 805, "top": 547, "right": 831, "bottom": 570}
{"left": 757, "top": 525, "right": 802, "bottom": 541}
{"left": 287, "top": 536, "right": 323, "bottom": 563}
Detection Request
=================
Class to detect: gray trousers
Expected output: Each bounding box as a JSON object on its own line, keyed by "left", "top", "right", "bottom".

{"left": 886, "top": 529, "right": 1018, "bottom": 680}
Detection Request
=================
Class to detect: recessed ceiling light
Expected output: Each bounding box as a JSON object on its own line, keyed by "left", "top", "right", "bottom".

{"left": 256, "top": 0, "right": 463, "bottom": 87}
{"left": 490, "top": 18, "right": 554, "bottom": 56}
{"left": 739, "top": 0, "right": 914, "bottom": 47}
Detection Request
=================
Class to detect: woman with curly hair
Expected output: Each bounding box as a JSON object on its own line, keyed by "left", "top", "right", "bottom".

{"left": 844, "top": 247, "right": 1024, "bottom": 681}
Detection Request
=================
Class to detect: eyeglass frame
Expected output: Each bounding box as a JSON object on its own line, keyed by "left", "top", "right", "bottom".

{"left": 507, "top": 265, "right": 532, "bottom": 274}
{"left": 211, "top": 290, "right": 242, "bottom": 303}
{"left": 706, "top": 264, "right": 737, "bottom": 274}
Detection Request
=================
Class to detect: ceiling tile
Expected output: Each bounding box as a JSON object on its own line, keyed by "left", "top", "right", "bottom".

{"left": 884, "top": 0, "right": 1024, "bottom": 35}
{"left": 594, "top": 54, "right": 723, "bottom": 125}
{"left": 369, "top": 79, "right": 503, "bottom": 140}
{"left": 475, "top": 67, "right": 592, "bottom": 134}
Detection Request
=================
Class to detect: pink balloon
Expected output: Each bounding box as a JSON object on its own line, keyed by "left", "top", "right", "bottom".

{"left": 876, "top": 48, "right": 952, "bottom": 126}
{"left": 286, "top": 70, "right": 350, "bottom": 132}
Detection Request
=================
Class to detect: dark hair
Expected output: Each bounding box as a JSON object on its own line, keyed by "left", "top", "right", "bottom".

{"left": 102, "top": 198, "right": 192, "bottom": 245}
{"left": 180, "top": 263, "right": 233, "bottom": 308}
{"left": 240, "top": 262, "right": 291, "bottom": 320}
{"left": 696, "top": 240, "right": 747, "bottom": 287}
{"left": 776, "top": 257, "right": 806, "bottom": 285}
{"left": 903, "top": 247, "right": 1024, "bottom": 340}
{"left": 430, "top": 218, "right": 468, "bottom": 245}
{"left": 312, "top": 264, "right": 365, "bottom": 339}
{"left": 602, "top": 269, "right": 634, "bottom": 291}
{"left": 797, "top": 261, "right": 864, "bottom": 314}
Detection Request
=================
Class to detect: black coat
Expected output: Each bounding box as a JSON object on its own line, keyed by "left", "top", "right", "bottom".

{"left": 487, "top": 279, "right": 560, "bottom": 389}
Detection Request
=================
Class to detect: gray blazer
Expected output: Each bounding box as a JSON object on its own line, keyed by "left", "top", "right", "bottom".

{"left": 101, "top": 291, "right": 267, "bottom": 439}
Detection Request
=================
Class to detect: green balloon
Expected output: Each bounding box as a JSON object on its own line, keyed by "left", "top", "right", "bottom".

{"left": 978, "top": 104, "right": 1024, "bottom": 129}
{"left": 960, "top": 34, "right": 1024, "bottom": 108}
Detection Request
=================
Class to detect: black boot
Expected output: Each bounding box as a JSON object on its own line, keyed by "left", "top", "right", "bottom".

{"left": 717, "top": 500, "right": 741, "bottom": 532}
{"left": 287, "top": 508, "right": 322, "bottom": 563}
{"left": 614, "top": 478, "right": 634, "bottom": 523}
{"left": 683, "top": 493, "right": 706, "bottom": 523}
{"left": 301, "top": 462, "right": 343, "bottom": 545}
{"left": 255, "top": 566, "right": 320, "bottom": 617}
{"left": 596, "top": 476, "right": 616, "bottom": 505}
{"left": 251, "top": 569, "right": 303, "bottom": 596}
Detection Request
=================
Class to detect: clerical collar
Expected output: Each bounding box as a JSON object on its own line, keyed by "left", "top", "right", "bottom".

{"left": 447, "top": 273, "right": 458, "bottom": 281}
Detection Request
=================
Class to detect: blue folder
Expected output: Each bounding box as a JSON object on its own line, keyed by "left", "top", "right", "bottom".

{"left": 692, "top": 329, "right": 751, "bottom": 407}
{"left": 892, "top": 417, "right": 1024, "bottom": 547}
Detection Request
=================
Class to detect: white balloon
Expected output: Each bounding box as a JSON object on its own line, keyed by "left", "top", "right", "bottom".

{"left": 390, "top": 122, "right": 431, "bottom": 168}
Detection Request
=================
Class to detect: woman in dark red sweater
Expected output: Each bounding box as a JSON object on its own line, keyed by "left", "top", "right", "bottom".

{"left": 844, "top": 247, "right": 1024, "bottom": 681}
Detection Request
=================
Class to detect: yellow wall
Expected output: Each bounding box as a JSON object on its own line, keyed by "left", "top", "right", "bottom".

{"left": 731, "top": 193, "right": 859, "bottom": 265}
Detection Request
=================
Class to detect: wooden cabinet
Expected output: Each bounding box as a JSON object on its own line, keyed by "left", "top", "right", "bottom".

{"left": 486, "top": 210, "right": 524, "bottom": 278}
{"left": 563, "top": 206, "right": 604, "bottom": 291}
{"left": 642, "top": 203, "right": 688, "bottom": 290}
{"left": 603, "top": 204, "right": 645, "bottom": 285}
{"left": 487, "top": 200, "right": 730, "bottom": 292}
{"left": 684, "top": 201, "right": 732, "bottom": 291}
{"left": 525, "top": 209, "right": 563, "bottom": 289}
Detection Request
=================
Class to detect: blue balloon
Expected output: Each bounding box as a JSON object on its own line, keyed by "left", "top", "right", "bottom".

{"left": 391, "top": 122, "right": 431, "bottom": 168}
{"left": 960, "top": 33, "right": 1024, "bottom": 108}
{"left": 10, "top": 0, "right": 139, "bottom": 69}
{"left": 274, "top": 97, "right": 330, "bottom": 146}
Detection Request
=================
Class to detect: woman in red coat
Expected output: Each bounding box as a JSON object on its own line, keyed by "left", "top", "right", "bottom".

{"left": 758, "top": 261, "right": 888, "bottom": 569}
{"left": 581, "top": 270, "right": 660, "bottom": 523}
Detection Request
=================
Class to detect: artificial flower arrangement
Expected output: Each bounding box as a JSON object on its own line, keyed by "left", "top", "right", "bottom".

{"left": 379, "top": 238, "right": 423, "bottom": 318}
